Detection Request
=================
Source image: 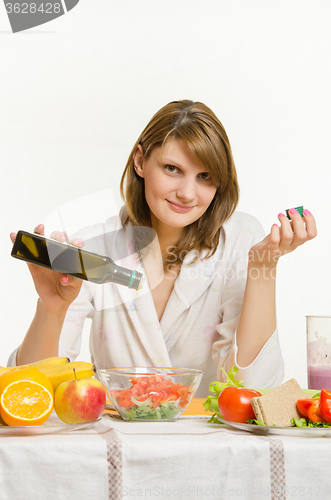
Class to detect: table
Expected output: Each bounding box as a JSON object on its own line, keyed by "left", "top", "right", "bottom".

{"left": 0, "top": 399, "right": 331, "bottom": 500}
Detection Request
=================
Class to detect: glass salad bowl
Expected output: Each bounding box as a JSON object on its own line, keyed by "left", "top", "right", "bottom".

{"left": 97, "top": 367, "right": 202, "bottom": 422}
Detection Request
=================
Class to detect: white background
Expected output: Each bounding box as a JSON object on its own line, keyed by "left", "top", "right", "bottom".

{"left": 0, "top": 0, "right": 330, "bottom": 388}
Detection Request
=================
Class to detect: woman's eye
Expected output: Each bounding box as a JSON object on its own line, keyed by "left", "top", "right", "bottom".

{"left": 199, "top": 172, "right": 211, "bottom": 181}
{"left": 165, "top": 164, "right": 178, "bottom": 173}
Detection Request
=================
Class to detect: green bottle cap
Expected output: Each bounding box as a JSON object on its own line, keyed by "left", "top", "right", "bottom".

{"left": 128, "top": 270, "right": 137, "bottom": 289}
{"left": 286, "top": 206, "right": 304, "bottom": 219}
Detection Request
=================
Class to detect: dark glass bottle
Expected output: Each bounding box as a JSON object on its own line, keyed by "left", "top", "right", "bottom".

{"left": 11, "top": 230, "right": 143, "bottom": 290}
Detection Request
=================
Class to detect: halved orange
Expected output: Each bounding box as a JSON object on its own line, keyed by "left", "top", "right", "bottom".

{"left": 0, "top": 380, "right": 53, "bottom": 426}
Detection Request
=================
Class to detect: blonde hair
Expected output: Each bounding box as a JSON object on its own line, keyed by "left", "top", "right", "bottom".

{"left": 120, "top": 100, "right": 239, "bottom": 265}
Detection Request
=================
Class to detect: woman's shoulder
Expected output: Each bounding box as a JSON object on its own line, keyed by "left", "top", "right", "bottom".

{"left": 218, "top": 211, "right": 265, "bottom": 253}
{"left": 222, "top": 211, "right": 265, "bottom": 236}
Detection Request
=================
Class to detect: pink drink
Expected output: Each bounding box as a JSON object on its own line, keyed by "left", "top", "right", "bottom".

{"left": 308, "top": 365, "right": 331, "bottom": 391}
{"left": 307, "top": 335, "right": 331, "bottom": 390}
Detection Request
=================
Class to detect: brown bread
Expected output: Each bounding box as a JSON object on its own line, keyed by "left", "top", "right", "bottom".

{"left": 250, "top": 378, "right": 306, "bottom": 427}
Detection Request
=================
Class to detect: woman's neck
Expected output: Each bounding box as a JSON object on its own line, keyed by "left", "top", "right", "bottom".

{"left": 150, "top": 214, "right": 184, "bottom": 263}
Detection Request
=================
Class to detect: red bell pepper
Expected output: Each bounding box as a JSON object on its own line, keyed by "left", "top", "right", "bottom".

{"left": 319, "top": 389, "right": 331, "bottom": 423}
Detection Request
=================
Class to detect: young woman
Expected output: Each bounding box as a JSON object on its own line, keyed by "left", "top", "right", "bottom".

{"left": 9, "top": 100, "right": 317, "bottom": 396}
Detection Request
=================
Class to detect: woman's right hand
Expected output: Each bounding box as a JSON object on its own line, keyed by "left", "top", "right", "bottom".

{"left": 10, "top": 224, "right": 84, "bottom": 313}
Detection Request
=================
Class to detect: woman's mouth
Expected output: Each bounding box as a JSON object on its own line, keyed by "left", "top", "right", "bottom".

{"left": 167, "top": 200, "right": 195, "bottom": 213}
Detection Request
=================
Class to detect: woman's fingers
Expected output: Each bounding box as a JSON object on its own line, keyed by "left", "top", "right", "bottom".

{"left": 34, "top": 224, "right": 45, "bottom": 235}
{"left": 58, "top": 274, "right": 69, "bottom": 286}
{"left": 269, "top": 223, "right": 280, "bottom": 243}
{"left": 266, "top": 224, "right": 282, "bottom": 261}
{"left": 59, "top": 273, "right": 80, "bottom": 287}
{"left": 47, "top": 232, "right": 85, "bottom": 286}
{"left": 277, "top": 213, "right": 295, "bottom": 250}
{"left": 277, "top": 208, "right": 316, "bottom": 252}
{"left": 69, "top": 237, "right": 85, "bottom": 248}
{"left": 302, "top": 209, "right": 318, "bottom": 240}
{"left": 250, "top": 208, "right": 316, "bottom": 265}
{"left": 10, "top": 227, "right": 85, "bottom": 249}
{"left": 11, "top": 224, "right": 45, "bottom": 244}
{"left": 287, "top": 208, "right": 308, "bottom": 244}
{"left": 49, "top": 231, "right": 68, "bottom": 242}
{"left": 49, "top": 231, "right": 85, "bottom": 248}
{"left": 58, "top": 272, "right": 83, "bottom": 293}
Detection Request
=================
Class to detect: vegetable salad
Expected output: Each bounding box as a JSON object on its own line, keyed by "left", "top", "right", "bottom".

{"left": 110, "top": 375, "right": 191, "bottom": 421}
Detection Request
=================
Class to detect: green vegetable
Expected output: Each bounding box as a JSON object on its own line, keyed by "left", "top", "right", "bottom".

{"left": 120, "top": 401, "right": 181, "bottom": 421}
{"left": 246, "top": 419, "right": 267, "bottom": 426}
{"left": 203, "top": 366, "right": 245, "bottom": 424}
{"left": 291, "top": 418, "right": 308, "bottom": 427}
{"left": 207, "top": 414, "right": 224, "bottom": 425}
{"left": 219, "top": 366, "right": 245, "bottom": 388}
{"left": 291, "top": 417, "right": 331, "bottom": 428}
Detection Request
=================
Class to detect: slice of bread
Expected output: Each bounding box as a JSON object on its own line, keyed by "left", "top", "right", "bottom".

{"left": 250, "top": 378, "right": 306, "bottom": 427}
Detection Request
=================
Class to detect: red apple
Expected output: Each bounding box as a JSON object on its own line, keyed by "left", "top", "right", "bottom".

{"left": 54, "top": 377, "right": 106, "bottom": 424}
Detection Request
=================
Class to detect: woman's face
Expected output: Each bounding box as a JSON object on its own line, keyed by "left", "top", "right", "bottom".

{"left": 133, "top": 138, "right": 217, "bottom": 233}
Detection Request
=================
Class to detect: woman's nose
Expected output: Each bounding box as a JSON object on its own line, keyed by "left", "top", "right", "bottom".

{"left": 176, "top": 177, "right": 196, "bottom": 201}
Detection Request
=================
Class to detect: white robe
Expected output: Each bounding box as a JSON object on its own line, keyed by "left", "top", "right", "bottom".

{"left": 8, "top": 208, "right": 284, "bottom": 397}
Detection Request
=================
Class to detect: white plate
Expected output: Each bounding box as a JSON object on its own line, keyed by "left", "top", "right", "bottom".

{"left": 217, "top": 418, "right": 331, "bottom": 438}
{"left": 0, "top": 412, "right": 101, "bottom": 436}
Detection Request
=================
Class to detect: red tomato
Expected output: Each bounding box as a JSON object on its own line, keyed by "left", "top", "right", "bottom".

{"left": 218, "top": 387, "right": 262, "bottom": 423}
{"left": 307, "top": 401, "right": 324, "bottom": 423}
{"left": 111, "top": 375, "right": 191, "bottom": 410}
{"left": 319, "top": 389, "right": 331, "bottom": 423}
{"left": 297, "top": 398, "right": 319, "bottom": 418}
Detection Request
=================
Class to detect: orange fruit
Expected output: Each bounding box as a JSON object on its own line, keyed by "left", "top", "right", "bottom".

{"left": 0, "top": 367, "right": 53, "bottom": 398}
{"left": 0, "top": 380, "right": 53, "bottom": 426}
{"left": 0, "top": 367, "right": 54, "bottom": 426}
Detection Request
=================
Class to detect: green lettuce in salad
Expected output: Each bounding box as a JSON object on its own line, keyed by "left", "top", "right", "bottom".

{"left": 111, "top": 374, "right": 191, "bottom": 421}
{"left": 203, "top": 366, "right": 245, "bottom": 424}
{"left": 120, "top": 401, "right": 182, "bottom": 421}
{"left": 291, "top": 417, "right": 331, "bottom": 428}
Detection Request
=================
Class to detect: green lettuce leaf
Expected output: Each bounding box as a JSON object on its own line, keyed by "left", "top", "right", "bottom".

{"left": 203, "top": 366, "right": 245, "bottom": 422}
{"left": 291, "top": 417, "right": 331, "bottom": 428}
{"left": 246, "top": 419, "right": 268, "bottom": 426}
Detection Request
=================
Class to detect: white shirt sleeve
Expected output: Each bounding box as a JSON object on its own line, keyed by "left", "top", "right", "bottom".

{"left": 7, "top": 348, "right": 19, "bottom": 367}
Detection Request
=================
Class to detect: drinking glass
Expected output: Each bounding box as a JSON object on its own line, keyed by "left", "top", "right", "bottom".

{"left": 307, "top": 316, "right": 331, "bottom": 390}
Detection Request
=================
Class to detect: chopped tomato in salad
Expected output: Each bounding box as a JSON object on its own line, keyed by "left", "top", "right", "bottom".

{"left": 294, "top": 392, "right": 331, "bottom": 427}
{"left": 297, "top": 398, "right": 324, "bottom": 422}
{"left": 110, "top": 375, "right": 191, "bottom": 420}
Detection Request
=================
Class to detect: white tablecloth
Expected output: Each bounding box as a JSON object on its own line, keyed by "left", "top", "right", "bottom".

{"left": 0, "top": 416, "right": 119, "bottom": 500}
{"left": 108, "top": 414, "right": 331, "bottom": 500}
{"left": 1, "top": 413, "right": 331, "bottom": 500}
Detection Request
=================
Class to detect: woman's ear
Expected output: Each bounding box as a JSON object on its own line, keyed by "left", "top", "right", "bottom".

{"left": 133, "top": 144, "right": 145, "bottom": 178}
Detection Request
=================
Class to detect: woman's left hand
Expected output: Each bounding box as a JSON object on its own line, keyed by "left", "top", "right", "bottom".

{"left": 249, "top": 208, "right": 317, "bottom": 268}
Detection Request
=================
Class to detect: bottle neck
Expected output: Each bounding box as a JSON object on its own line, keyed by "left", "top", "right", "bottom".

{"left": 103, "top": 261, "right": 143, "bottom": 290}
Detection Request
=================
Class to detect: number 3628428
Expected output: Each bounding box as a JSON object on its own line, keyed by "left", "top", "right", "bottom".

{"left": 5, "top": 3, "right": 62, "bottom": 14}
